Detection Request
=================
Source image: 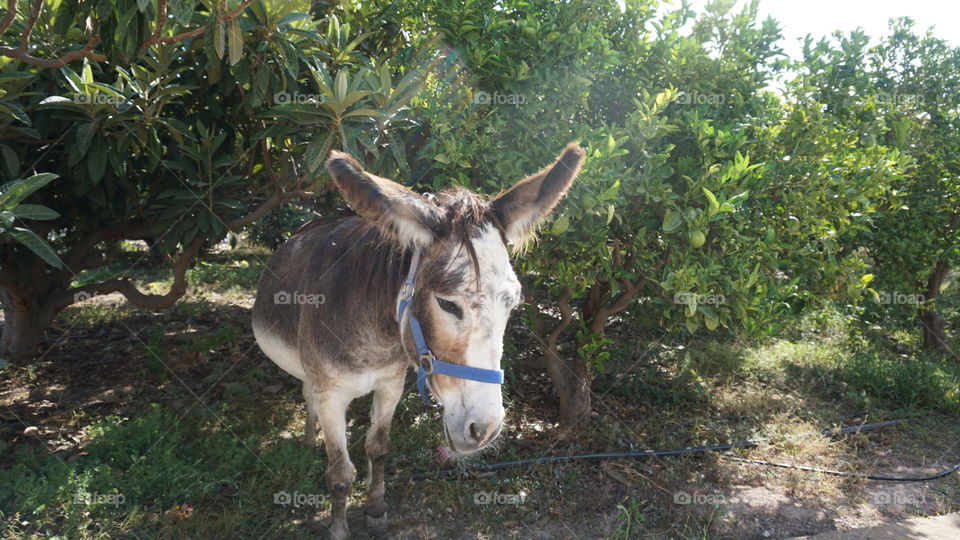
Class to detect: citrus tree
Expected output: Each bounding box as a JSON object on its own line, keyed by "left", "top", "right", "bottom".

{"left": 403, "top": 0, "right": 908, "bottom": 425}
{"left": 797, "top": 19, "right": 960, "bottom": 354}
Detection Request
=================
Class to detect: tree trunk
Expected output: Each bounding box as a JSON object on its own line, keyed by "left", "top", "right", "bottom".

{"left": 559, "top": 351, "right": 592, "bottom": 427}
{"left": 0, "top": 286, "right": 59, "bottom": 359}
{"left": 526, "top": 286, "right": 592, "bottom": 428}
{"left": 919, "top": 261, "right": 950, "bottom": 355}
{"left": 539, "top": 342, "right": 593, "bottom": 428}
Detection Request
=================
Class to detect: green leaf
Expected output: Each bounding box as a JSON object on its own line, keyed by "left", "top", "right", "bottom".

{"left": 304, "top": 132, "right": 334, "bottom": 174}
{"left": 727, "top": 190, "right": 750, "bottom": 205}
{"left": 76, "top": 122, "right": 96, "bottom": 156}
{"left": 551, "top": 214, "right": 570, "bottom": 235}
{"left": 702, "top": 187, "right": 720, "bottom": 217}
{"left": 0, "top": 173, "right": 58, "bottom": 208}
{"left": 170, "top": 0, "right": 195, "bottom": 25}
{"left": 335, "top": 71, "right": 348, "bottom": 103}
{"left": 60, "top": 67, "right": 83, "bottom": 93}
{"left": 0, "top": 144, "right": 19, "bottom": 178}
{"left": 228, "top": 18, "right": 243, "bottom": 66}
{"left": 606, "top": 204, "right": 615, "bottom": 225}
{"left": 82, "top": 61, "right": 93, "bottom": 84}
{"left": 745, "top": 264, "right": 759, "bottom": 288}
{"left": 214, "top": 20, "right": 225, "bottom": 59}
{"left": 704, "top": 314, "right": 719, "bottom": 331}
{"left": 685, "top": 315, "right": 700, "bottom": 334}
{"left": 87, "top": 137, "right": 108, "bottom": 184}
{"left": 7, "top": 227, "right": 63, "bottom": 268}
{"left": 0, "top": 102, "right": 31, "bottom": 125}
{"left": 12, "top": 204, "right": 59, "bottom": 220}
{"left": 662, "top": 210, "right": 682, "bottom": 233}
{"left": 684, "top": 294, "right": 697, "bottom": 317}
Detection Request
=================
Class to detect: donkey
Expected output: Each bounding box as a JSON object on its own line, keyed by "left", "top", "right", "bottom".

{"left": 251, "top": 143, "right": 584, "bottom": 538}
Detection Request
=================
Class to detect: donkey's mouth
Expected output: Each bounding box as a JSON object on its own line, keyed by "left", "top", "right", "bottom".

{"left": 443, "top": 423, "right": 472, "bottom": 456}
{"left": 443, "top": 424, "right": 459, "bottom": 455}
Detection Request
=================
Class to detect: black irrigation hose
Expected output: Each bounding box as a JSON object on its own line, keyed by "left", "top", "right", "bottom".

{"left": 718, "top": 455, "right": 960, "bottom": 482}
{"left": 386, "top": 418, "right": 960, "bottom": 484}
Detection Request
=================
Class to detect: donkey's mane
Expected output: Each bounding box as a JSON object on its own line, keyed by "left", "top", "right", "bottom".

{"left": 305, "top": 188, "right": 502, "bottom": 299}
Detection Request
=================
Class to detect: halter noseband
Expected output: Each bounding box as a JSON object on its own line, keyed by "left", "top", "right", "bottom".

{"left": 395, "top": 247, "right": 505, "bottom": 407}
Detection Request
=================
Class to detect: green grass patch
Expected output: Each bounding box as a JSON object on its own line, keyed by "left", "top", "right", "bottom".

{"left": 0, "top": 402, "right": 324, "bottom": 539}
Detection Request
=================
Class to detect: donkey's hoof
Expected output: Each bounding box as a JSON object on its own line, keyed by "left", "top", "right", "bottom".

{"left": 366, "top": 512, "right": 391, "bottom": 539}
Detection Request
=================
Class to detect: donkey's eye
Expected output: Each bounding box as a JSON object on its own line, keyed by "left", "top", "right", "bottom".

{"left": 436, "top": 297, "right": 463, "bottom": 319}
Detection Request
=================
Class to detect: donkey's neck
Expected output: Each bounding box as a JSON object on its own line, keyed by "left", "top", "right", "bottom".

{"left": 315, "top": 218, "right": 418, "bottom": 341}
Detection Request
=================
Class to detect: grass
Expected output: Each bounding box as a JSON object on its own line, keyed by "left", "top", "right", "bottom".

{"left": 2, "top": 250, "right": 959, "bottom": 539}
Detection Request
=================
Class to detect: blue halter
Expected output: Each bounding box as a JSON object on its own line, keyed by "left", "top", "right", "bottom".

{"left": 395, "top": 247, "right": 505, "bottom": 407}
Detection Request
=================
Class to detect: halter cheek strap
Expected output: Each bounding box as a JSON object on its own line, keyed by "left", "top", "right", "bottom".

{"left": 395, "top": 247, "right": 505, "bottom": 407}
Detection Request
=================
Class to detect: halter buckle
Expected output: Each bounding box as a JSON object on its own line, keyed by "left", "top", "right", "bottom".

{"left": 419, "top": 352, "right": 435, "bottom": 374}
{"left": 397, "top": 281, "right": 414, "bottom": 302}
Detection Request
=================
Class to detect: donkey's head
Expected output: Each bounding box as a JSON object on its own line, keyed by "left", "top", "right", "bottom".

{"left": 325, "top": 144, "right": 584, "bottom": 454}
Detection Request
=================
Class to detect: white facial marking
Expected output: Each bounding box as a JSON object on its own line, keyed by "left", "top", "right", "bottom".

{"left": 434, "top": 224, "right": 519, "bottom": 454}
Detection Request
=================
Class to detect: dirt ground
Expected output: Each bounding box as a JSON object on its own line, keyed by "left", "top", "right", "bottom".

{"left": 2, "top": 292, "right": 958, "bottom": 539}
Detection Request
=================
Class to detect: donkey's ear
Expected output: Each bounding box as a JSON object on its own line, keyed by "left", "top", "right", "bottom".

{"left": 325, "top": 150, "right": 443, "bottom": 248}
{"left": 491, "top": 142, "right": 585, "bottom": 246}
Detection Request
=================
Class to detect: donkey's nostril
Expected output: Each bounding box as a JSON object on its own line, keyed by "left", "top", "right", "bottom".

{"left": 468, "top": 422, "right": 491, "bottom": 444}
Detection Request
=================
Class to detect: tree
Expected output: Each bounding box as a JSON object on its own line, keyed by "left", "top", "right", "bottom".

{"left": 0, "top": 0, "right": 416, "bottom": 357}
{"left": 405, "top": 0, "right": 908, "bottom": 425}
{"left": 797, "top": 19, "right": 960, "bottom": 355}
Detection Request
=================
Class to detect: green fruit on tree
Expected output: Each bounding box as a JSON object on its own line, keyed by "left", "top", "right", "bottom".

{"left": 688, "top": 230, "right": 706, "bottom": 248}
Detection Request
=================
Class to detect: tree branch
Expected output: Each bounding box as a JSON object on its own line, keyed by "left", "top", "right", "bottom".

{"left": 54, "top": 236, "right": 203, "bottom": 310}
{"left": 0, "top": 0, "right": 17, "bottom": 35}
{"left": 145, "top": 0, "right": 251, "bottom": 47}
{"left": 19, "top": 0, "right": 40, "bottom": 51}
{"left": 225, "top": 181, "right": 310, "bottom": 230}
{"left": 1, "top": 0, "right": 251, "bottom": 67}
{"left": 151, "top": 0, "right": 168, "bottom": 42}
{"left": 524, "top": 285, "right": 575, "bottom": 396}
{"left": 588, "top": 254, "right": 668, "bottom": 333}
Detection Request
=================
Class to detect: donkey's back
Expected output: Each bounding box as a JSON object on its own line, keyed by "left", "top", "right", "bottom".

{"left": 251, "top": 216, "right": 407, "bottom": 382}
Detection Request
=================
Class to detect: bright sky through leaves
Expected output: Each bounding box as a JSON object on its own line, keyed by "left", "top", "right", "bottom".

{"left": 671, "top": 0, "right": 960, "bottom": 59}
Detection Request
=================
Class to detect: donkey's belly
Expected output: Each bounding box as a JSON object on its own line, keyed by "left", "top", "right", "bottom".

{"left": 253, "top": 319, "right": 306, "bottom": 380}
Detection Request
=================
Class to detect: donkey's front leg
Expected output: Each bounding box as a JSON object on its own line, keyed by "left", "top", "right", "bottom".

{"left": 365, "top": 373, "right": 404, "bottom": 537}
{"left": 307, "top": 383, "right": 356, "bottom": 540}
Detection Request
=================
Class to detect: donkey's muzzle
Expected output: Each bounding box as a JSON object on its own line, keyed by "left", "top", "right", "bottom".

{"left": 447, "top": 417, "right": 502, "bottom": 454}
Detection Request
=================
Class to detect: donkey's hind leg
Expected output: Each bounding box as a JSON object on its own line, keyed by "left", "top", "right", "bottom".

{"left": 304, "top": 381, "right": 356, "bottom": 540}
{"left": 302, "top": 383, "right": 318, "bottom": 447}
{"left": 365, "top": 370, "right": 405, "bottom": 537}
